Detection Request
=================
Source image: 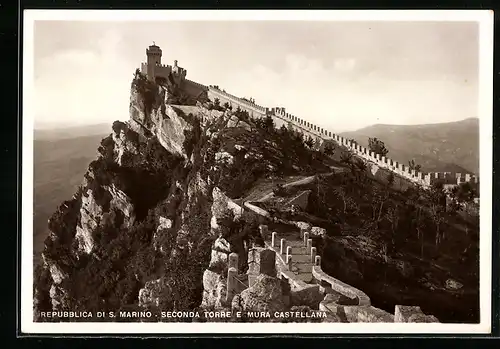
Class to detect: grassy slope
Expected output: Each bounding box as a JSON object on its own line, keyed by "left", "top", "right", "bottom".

{"left": 340, "top": 118, "right": 479, "bottom": 174}
{"left": 33, "top": 133, "right": 108, "bottom": 265}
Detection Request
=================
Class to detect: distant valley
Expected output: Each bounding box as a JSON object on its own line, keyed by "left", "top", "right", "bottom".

{"left": 33, "top": 125, "right": 110, "bottom": 265}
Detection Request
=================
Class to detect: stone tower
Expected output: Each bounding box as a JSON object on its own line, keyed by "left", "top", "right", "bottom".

{"left": 146, "top": 43, "right": 162, "bottom": 81}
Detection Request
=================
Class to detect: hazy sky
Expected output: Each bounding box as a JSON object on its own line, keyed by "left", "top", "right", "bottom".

{"left": 33, "top": 20, "right": 479, "bottom": 132}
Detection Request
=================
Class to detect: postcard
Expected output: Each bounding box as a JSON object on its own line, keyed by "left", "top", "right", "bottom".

{"left": 21, "top": 9, "right": 493, "bottom": 334}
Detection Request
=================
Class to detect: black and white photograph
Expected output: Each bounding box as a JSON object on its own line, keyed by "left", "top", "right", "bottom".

{"left": 21, "top": 10, "right": 493, "bottom": 334}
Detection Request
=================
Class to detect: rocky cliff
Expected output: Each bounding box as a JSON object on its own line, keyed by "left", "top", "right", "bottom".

{"left": 33, "top": 69, "right": 479, "bottom": 324}
{"left": 33, "top": 69, "right": 329, "bottom": 321}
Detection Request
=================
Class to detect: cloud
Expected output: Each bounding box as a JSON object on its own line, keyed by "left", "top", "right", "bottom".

{"left": 34, "top": 29, "right": 134, "bottom": 126}
{"left": 333, "top": 58, "right": 356, "bottom": 73}
{"left": 222, "top": 53, "right": 477, "bottom": 132}
{"left": 32, "top": 21, "right": 479, "bottom": 132}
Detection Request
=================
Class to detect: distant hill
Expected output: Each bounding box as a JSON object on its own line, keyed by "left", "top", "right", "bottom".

{"left": 340, "top": 118, "right": 479, "bottom": 175}
{"left": 34, "top": 123, "right": 111, "bottom": 141}
{"left": 33, "top": 130, "right": 108, "bottom": 265}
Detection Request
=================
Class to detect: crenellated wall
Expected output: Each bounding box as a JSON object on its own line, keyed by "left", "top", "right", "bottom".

{"left": 207, "top": 86, "right": 268, "bottom": 119}
{"left": 201, "top": 81, "right": 479, "bottom": 191}
{"left": 267, "top": 106, "right": 478, "bottom": 190}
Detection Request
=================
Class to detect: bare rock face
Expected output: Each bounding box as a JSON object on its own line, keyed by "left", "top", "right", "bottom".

{"left": 310, "top": 226, "right": 326, "bottom": 238}
{"left": 231, "top": 274, "right": 286, "bottom": 314}
{"left": 129, "top": 84, "right": 193, "bottom": 159}
{"left": 201, "top": 269, "right": 227, "bottom": 310}
{"left": 75, "top": 188, "right": 102, "bottom": 254}
{"left": 445, "top": 278, "right": 463, "bottom": 290}
{"left": 75, "top": 183, "right": 136, "bottom": 255}
{"left": 200, "top": 235, "right": 232, "bottom": 310}
{"left": 106, "top": 184, "right": 135, "bottom": 228}
{"left": 215, "top": 151, "right": 234, "bottom": 165}
{"left": 154, "top": 105, "right": 193, "bottom": 160}
{"left": 153, "top": 216, "right": 173, "bottom": 253}
{"left": 210, "top": 237, "right": 231, "bottom": 267}
{"left": 42, "top": 253, "right": 68, "bottom": 285}
{"left": 210, "top": 187, "right": 244, "bottom": 232}
{"left": 394, "top": 305, "right": 440, "bottom": 323}
{"left": 226, "top": 115, "right": 249, "bottom": 130}
{"left": 49, "top": 284, "right": 69, "bottom": 311}
{"left": 293, "top": 221, "right": 312, "bottom": 232}
{"left": 112, "top": 128, "right": 138, "bottom": 166}
{"left": 187, "top": 172, "right": 209, "bottom": 202}
{"left": 343, "top": 305, "right": 395, "bottom": 323}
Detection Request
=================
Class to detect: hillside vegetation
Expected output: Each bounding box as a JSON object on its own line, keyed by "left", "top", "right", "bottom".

{"left": 340, "top": 118, "right": 479, "bottom": 174}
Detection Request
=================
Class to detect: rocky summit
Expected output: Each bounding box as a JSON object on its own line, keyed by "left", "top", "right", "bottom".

{"left": 33, "top": 65, "right": 479, "bottom": 324}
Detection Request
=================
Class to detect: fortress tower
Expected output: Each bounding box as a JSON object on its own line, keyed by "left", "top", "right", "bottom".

{"left": 141, "top": 43, "right": 187, "bottom": 85}
{"left": 146, "top": 43, "right": 162, "bottom": 81}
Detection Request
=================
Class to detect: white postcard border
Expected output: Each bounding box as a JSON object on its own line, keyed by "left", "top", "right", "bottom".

{"left": 21, "top": 9, "right": 494, "bottom": 334}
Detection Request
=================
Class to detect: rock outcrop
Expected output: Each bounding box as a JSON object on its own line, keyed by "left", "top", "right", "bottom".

{"left": 231, "top": 274, "right": 287, "bottom": 314}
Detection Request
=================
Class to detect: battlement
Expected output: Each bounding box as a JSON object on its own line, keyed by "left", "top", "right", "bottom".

{"left": 207, "top": 86, "right": 268, "bottom": 117}
{"left": 205, "top": 85, "right": 479, "bottom": 190}
{"left": 138, "top": 44, "right": 479, "bottom": 192}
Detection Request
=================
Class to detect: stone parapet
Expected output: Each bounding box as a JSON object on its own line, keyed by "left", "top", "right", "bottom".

{"left": 311, "top": 265, "right": 371, "bottom": 306}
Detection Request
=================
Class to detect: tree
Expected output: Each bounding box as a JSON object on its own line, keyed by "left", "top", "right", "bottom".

{"left": 323, "top": 142, "right": 335, "bottom": 156}
{"left": 214, "top": 98, "right": 221, "bottom": 109}
{"left": 340, "top": 152, "right": 353, "bottom": 165}
{"left": 385, "top": 204, "right": 400, "bottom": 253}
{"left": 408, "top": 159, "right": 422, "bottom": 172}
{"left": 345, "top": 158, "right": 368, "bottom": 184}
{"left": 264, "top": 115, "right": 275, "bottom": 132}
{"left": 371, "top": 185, "right": 390, "bottom": 225}
{"left": 454, "top": 182, "right": 477, "bottom": 203}
{"left": 368, "top": 137, "right": 389, "bottom": 157}
{"left": 426, "top": 182, "right": 447, "bottom": 245}
{"left": 387, "top": 172, "right": 395, "bottom": 187}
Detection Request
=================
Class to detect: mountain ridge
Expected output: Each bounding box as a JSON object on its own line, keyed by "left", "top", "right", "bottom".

{"left": 340, "top": 117, "right": 479, "bottom": 175}
{"left": 34, "top": 123, "right": 112, "bottom": 140}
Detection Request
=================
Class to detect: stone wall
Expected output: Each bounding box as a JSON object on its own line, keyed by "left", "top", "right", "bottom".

{"left": 198, "top": 79, "right": 480, "bottom": 193}
{"left": 207, "top": 87, "right": 267, "bottom": 119}
{"left": 183, "top": 79, "right": 208, "bottom": 100}
{"left": 204, "top": 86, "right": 479, "bottom": 190}
{"left": 272, "top": 106, "right": 479, "bottom": 190}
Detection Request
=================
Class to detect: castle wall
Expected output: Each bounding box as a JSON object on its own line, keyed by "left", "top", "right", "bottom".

{"left": 141, "top": 62, "right": 173, "bottom": 81}
{"left": 202, "top": 81, "right": 478, "bottom": 191}
{"left": 183, "top": 79, "right": 209, "bottom": 100}
{"left": 207, "top": 87, "right": 267, "bottom": 119}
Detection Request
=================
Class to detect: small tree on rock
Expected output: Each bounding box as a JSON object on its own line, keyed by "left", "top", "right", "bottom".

{"left": 408, "top": 159, "right": 422, "bottom": 172}
{"left": 368, "top": 137, "right": 389, "bottom": 157}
